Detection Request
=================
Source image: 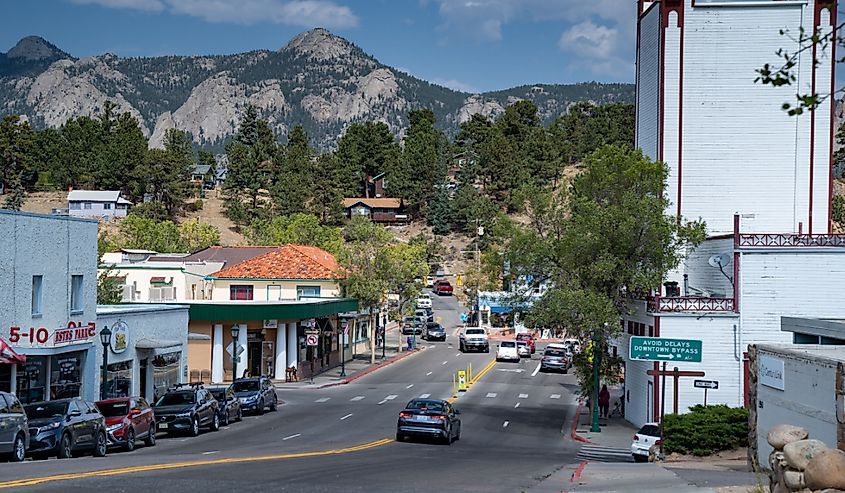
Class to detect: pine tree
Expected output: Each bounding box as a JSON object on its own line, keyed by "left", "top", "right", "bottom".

{"left": 0, "top": 115, "right": 35, "bottom": 210}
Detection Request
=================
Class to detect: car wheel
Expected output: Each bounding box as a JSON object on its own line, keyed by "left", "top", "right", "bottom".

{"left": 484, "top": 347, "right": 490, "bottom": 353}
{"left": 144, "top": 424, "right": 157, "bottom": 447}
{"left": 455, "top": 424, "right": 461, "bottom": 441}
{"left": 395, "top": 433, "right": 404, "bottom": 442}
{"left": 124, "top": 427, "right": 136, "bottom": 452}
{"left": 443, "top": 427, "right": 453, "bottom": 445}
{"left": 190, "top": 417, "right": 200, "bottom": 437}
{"left": 258, "top": 400, "right": 266, "bottom": 415}
{"left": 210, "top": 413, "right": 220, "bottom": 431}
{"left": 269, "top": 396, "right": 278, "bottom": 412}
{"left": 58, "top": 433, "right": 74, "bottom": 459}
{"left": 94, "top": 431, "right": 107, "bottom": 457}
{"left": 222, "top": 410, "right": 230, "bottom": 426}
{"left": 10, "top": 433, "right": 25, "bottom": 462}
{"left": 633, "top": 454, "right": 647, "bottom": 463}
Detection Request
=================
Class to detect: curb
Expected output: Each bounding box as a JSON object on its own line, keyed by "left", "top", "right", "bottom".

{"left": 570, "top": 460, "right": 588, "bottom": 483}
{"left": 570, "top": 400, "right": 593, "bottom": 444}
{"left": 317, "top": 347, "right": 425, "bottom": 389}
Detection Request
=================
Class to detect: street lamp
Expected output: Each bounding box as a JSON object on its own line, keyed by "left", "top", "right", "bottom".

{"left": 99, "top": 326, "right": 112, "bottom": 400}
{"left": 339, "top": 320, "right": 347, "bottom": 377}
{"left": 590, "top": 328, "right": 604, "bottom": 433}
{"left": 230, "top": 325, "right": 240, "bottom": 380}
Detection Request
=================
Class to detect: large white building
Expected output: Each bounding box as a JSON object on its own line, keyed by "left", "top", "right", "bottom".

{"left": 621, "top": 0, "right": 843, "bottom": 427}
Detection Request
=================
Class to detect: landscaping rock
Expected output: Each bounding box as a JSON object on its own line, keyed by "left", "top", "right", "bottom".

{"left": 783, "top": 439, "right": 829, "bottom": 471}
{"left": 767, "top": 425, "right": 809, "bottom": 450}
{"left": 782, "top": 469, "right": 805, "bottom": 490}
{"left": 804, "top": 449, "right": 845, "bottom": 490}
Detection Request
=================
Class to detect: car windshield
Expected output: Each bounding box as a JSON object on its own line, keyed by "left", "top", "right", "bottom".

{"left": 501, "top": 341, "right": 516, "bottom": 348}
{"left": 232, "top": 380, "right": 259, "bottom": 392}
{"left": 406, "top": 400, "right": 445, "bottom": 412}
{"left": 25, "top": 401, "right": 69, "bottom": 419}
{"left": 638, "top": 425, "right": 660, "bottom": 437}
{"left": 516, "top": 341, "right": 527, "bottom": 346}
{"left": 466, "top": 329, "right": 485, "bottom": 335}
{"left": 545, "top": 349, "right": 567, "bottom": 357}
{"left": 156, "top": 392, "right": 195, "bottom": 406}
{"left": 97, "top": 401, "right": 130, "bottom": 417}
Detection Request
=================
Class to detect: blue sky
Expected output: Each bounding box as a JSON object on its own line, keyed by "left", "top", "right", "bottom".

{"left": 1, "top": 0, "right": 636, "bottom": 93}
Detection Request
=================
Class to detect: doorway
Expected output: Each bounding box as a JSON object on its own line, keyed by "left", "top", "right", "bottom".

{"left": 139, "top": 359, "right": 148, "bottom": 401}
{"left": 248, "top": 341, "right": 262, "bottom": 377}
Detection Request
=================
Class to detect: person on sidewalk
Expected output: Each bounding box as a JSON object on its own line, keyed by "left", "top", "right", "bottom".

{"left": 598, "top": 384, "right": 610, "bottom": 418}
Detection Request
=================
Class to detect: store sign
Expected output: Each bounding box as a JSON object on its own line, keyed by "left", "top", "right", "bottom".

{"left": 759, "top": 355, "right": 785, "bottom": 391}
{"left": 263, "top": 319, "right": 278, "bottom": 329}
{"left": 8, "top": 321, "right": 96, "bottom": 348}
{"left": 110, "top": 320, "right": 129, "bottom": 354}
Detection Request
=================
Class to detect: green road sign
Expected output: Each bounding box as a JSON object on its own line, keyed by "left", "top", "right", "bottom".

{"left": 629, "top": 336, "right": 702, "bottom": 363}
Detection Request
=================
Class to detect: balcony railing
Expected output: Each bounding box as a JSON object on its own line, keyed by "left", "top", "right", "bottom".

{"left": 736, "top": 233, "right": 845, "bottom": 248}
{"left": 647, "top": 296, "right": 735, "bottom": 313}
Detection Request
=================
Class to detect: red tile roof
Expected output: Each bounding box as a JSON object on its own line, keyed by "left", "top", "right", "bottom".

{"left": 211, "top": 245, "right": 341, "bottom": 280}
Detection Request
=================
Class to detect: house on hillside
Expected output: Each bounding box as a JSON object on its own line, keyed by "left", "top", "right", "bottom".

{"left": 191, "top": 164, "right": 215, "bottom": 189}
{"left": 342, "top": 198, "right": 408, "bottom": 223}
{"left": 67, "top": 190, "right": 132, "bottom": 219}
{"left": 365, "top": 173, "right": 387, "bottom": 198}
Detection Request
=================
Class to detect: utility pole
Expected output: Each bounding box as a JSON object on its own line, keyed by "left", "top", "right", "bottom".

{"left": 590, "top": 336, "right": 601, "bottom": 433}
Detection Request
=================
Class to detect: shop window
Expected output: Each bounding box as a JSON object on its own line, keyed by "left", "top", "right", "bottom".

{"left": 230, "top": 285, "right": 253, "bottom": 301}
{"left": 152, "top": 352, "right": 181, "bottom": 403}
{"left": 296, "top": 285, "right": 321, "bottom": 299}
{"left": 70, "top": 275, "right": 84, "bottom": 313}
{"left": 50, "top": 353, "right": 83, "bottom": 400}
{"left": 0, "top": 365, "right": 11, "bottom": 393}
{"left": 106, "top": 360, "right": 133, "bottom": 398}
{"left": 16, "top": 357, "right": 47, "bottom": 404}
{"left": 31, "top": 275, "right": 43, "bottom": 316}
{"left": 83, "top": 202, "right": 92, "bottom": 210}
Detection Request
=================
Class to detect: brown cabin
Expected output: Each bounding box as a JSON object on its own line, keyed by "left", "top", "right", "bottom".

{"left": 342, "top": 198, "right": 409, "bottom": 224}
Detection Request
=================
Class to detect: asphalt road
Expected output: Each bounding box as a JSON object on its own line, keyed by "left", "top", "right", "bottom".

{"left": 0, "top": 293, "right": 582, "bottom": 492}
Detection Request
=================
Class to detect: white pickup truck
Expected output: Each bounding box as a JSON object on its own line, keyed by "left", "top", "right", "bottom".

{"left": 459, "top": 328, "right": 489, "bottom": 353}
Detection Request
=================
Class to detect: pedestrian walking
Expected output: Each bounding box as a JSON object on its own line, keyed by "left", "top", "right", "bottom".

{"left": 598, "top": 384, "right": 611, "bottom": 418}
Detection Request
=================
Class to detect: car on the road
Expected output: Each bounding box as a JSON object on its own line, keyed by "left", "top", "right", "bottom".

{"left": 631, "top": 422, "right": 661, "bottom": 462}
{"left": 564, "top": 338, "right": 581, "bottom": 353}
{"left": 0, "top": 391, "right": 28, "bottom": 462}
{"left": 415, "top": 308, "right": 433, "bottom": 323}
{"left": 416, "top": 294, "right": 432, "bottom": 309}
{"left": 96, "top": 396, "right": 157, "bottom": 451}
{"left": 432, "top": 280, "right": 453, "bottom": 296}
{"left": 516, "top": 340, "right": 531, "bottom": 358}
{"left": 208, "top": 386, "right": 243, "bottom": 425}
{"left": 402, "top": 316, "right": 424, "bottom": 335}
{"left": 496, "top": 340, "right": 520, "bottom": 362}
{"left": 540, "top": 346, "right": 571, "bottom": 373}
{"left": 459, "top": 327, "right": 489, "bottom": 352}
{"left": 423, "top": 322, "right": 446, "bottom": 341}
{"left": 154, "top": 383, "right": 219, "bottom": 436}
{"left": 515, "top": 333, "right": 536, "bottom": 354}
{"left": 396, "top": 398, "right": 461, "bottom": 445}
{"left": 25, "top": 398, "right": 107, "bottom": 459}
{"left": 233, "top": 377, "right": 278, "bottom": 414}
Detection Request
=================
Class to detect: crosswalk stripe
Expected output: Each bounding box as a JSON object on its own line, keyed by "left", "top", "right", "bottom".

{"left": 576, "top": 444, "right": 634, "bottom": 463}
{"left": 518, "top": 393, "right": 528, "bottom": 399}
{"left": 350, "top": 396, "right": 365, "bottom": 401}
{"left": 486, "top": 392, "right": 497, "bottom": 398}
{"left": 315, "top": 397, "right": 330, "bottom": 403}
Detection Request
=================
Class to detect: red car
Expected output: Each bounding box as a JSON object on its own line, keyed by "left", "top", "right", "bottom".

{"left": 433, "top": 280, "right": 453, "bottom": 296}
{"left": 96, "top": 397, "right": 157, "bottom": 451}
{"left": 516, "top": 333, "right": 536, "bottom": 354}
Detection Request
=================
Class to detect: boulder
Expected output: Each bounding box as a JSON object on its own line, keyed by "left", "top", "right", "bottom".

{"left": 771, "top": 481, "right": 790, "bottom": 493}
{"left": 804, "top": 449, "right": 845, "bottom": 490}
{"left": 783, "top": 439, "right": 829, "bottom": 471}
{"left": 782, "top": 469, "right": 805, "bottom": 490}
{"left": 767, "top": 425, "right": 809, "bottom": 450}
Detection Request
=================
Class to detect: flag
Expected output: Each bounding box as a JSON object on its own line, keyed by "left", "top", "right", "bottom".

{"left": 0, "top": 338, "right": 25, "bottom": 365}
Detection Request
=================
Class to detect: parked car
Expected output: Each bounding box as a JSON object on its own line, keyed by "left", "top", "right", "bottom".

{"left": 423, "top": 322, "right": 446, "bottom": 341}
{"left": 208, "top": 386, "right": 242, "bottom": 425}
{"left": 424, "top": 276, "right": 435, "bottom": 288}
{"left": 415, "top": 308, "right": 433, "bottom": 323}
{"left": 515, "top": 333, "right": 536, "bottom": 354}
{"left": 631, "top": 422, "right": 661, "bottom": 462}
{"left": 0, "top": 391, "right": 28, "bottom": 462}
{"left": 540, "top": 346, "right": 571, "bottom": 373}
{"left": 403, "top": 316, "right": 425, "bottom": 335}
{"left": 516, "top": 340, "right": 531, "bottom": 358}
{"left": 459, "top": 328, "right": 489, "bottom": 353}
{"left": 396, "top": 398, "right": 461, "bottom": 444}
{"left": 432, "top": 280, "right": 453, "bottom": 296}
{"left": 416, "top": 294, "right": 432, "bottom": 309}
{"left": 496, "top": 340, "right": 520, "bottom": 362}
{"left": 96, "top": 396, "right": 156, "bottom": 451}
{"left": 564, "top": 338, "right": 581, "bottom": 353}
{"left": 154, "top": 383, "right": 219, "bottom": 436}
{"left": 25, "top": 398, "right": 107, "bottom": 459}
{"left": 232, "top": 377, "right": 278, "bottom": 414}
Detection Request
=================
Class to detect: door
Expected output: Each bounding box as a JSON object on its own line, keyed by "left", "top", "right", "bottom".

{"left": 0, "top": 395, "right": 11, "bottom": 451}
{"left": 261, "top": 342, "right": 274, "bottom": 377}
{"left": 248, "top": 341, "right": 262, "bottom": 377}
{"left": 67, "top": 401, "right": 89, "bottom": 447}
{"left": 139, "top": 359, "right": 148, "bottom": 401}
{"left": 198, "top": 390, "right": 214, "bottom": 425}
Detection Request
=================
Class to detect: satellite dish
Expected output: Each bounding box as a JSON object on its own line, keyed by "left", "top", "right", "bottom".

{"left": 708, "top": 254, "right": 731, "bottom": 268}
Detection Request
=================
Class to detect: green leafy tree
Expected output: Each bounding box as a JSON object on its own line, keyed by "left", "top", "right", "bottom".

{"left": 552, "top": 102, "right": 635, "bottom": 166}
{"left": 0, "top": 115, "right": 36, "bottom": 210}
{"left": 115, "top": 214, "right": 185, "bottom": 253}
{"left": 243, "top": 213, "right": 344, "bottom": 253}
{"left": 179, "top": 218, "right": 221, "bottom": 252}
{"left": 382, "top": 242, "right": 429, "bottom": 328}
{"left": 138, "top": 129, "right": 194, "bottom": 219}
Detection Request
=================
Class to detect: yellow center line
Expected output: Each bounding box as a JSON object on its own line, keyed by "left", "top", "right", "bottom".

{"left": 0, "top": 438, "right": 393, "bottom": 489}
{"left": 448, "top": 357, "right": 497, "bottom": 403}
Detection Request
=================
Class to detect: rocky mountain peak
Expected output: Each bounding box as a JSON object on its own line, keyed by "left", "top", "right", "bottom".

{"left": 6, "top": 35, "right": 68, "bottom": 60}
{"left": 280, "top": 27, "right": 362, "bottom": 61}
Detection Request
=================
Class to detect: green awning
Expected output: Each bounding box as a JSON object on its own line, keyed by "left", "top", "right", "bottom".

{"left": 187, "top": 298, "right": 359, "bottom": 321}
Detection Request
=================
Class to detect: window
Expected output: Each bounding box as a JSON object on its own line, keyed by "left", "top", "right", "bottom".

{"left": 230, "top": 285, "right": 254, "bottom": 301}
{"left": 648, "top": 325, "right": 654, "bottom": 337}
{"left": 103, "top": 203, "right": 112, "bottom": 210}
{"left": 70, "top": 275, "right": 84, "bottom": 313}
{"left": 296, "top": 285, "right": 321, "bottom": 298}
{"left": 31, "top": 275, "right": 43, "bottom": 316}
{"left": 69, "top": 202, "right": 81, "bottom": 210}
{"left": 83, "top": 202, "right": 92, "bottom": 210}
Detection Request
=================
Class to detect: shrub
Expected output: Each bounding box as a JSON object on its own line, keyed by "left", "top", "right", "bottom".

{"left": 663, "top": 405, "right": 749, "bottom": 456}
{"left": 833, "top": 195, "right": 845, "bottom": 226}
{"left": 191, "top": 199, "right": 204, "bottom": 212}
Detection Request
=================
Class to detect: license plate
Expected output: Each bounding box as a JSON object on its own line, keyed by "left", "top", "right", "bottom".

{"left": 159, "top": 423, "right": 168, "bottom": 429}
{"left": 415, "top": 415, "right": 435, "bottom": 422}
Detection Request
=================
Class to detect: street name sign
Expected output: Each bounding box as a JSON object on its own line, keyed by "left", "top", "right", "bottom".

{"left": 629, "top": 336, "right": 702, "bottom": 363}
{"left": 694, "top": 380, "right": 718, "bottom": 389}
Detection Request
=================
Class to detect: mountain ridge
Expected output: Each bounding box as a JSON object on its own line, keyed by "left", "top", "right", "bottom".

{"left": 0, "top": 29, "right": 635, "bottom": 148}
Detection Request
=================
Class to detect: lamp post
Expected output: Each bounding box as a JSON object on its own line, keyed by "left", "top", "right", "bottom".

{"left": 230, "top": 325, "right": 240, "bottom": 380}
{"left": 99, "top": 326, "right": 112, "bottom": 400}
{"left": 340, "top": 320, "right": 347, "bottom": 377}
{"left": 590, "top": 332, "right": 602, "bottom": 433}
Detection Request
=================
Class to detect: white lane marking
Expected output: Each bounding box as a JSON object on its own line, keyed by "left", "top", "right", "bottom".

{"left": 282, "top": 434, "right": 301, "bottom": 441}
{"left": 350, "top": 396, "right": 365, "bottom": 401}
{"left": 518, "top": 393, "right": 529, "bottom": 399}
{"left": 378, "top": 399, "right": 388, "bottom": 405}
{"left": 426, "top": 371, "right": 433, "bottom": 376}
{"left": 385, "top": 394, "right": 398, "bottom": 400}
{"left": 486, "top": 392, "right": 497, "bottom": 398}
{"left": 406, "top": 384, "right": 414, "bottom": 389}
{"left": 340, "top": 413, "right": 353, "bottom": 420}
{"left": 456, "top": 353, "right": 462, "bottom": 357}
{"left": 442, "top": 361, "right": 448, "bottom": 365}
{"left": 315, "top": 397, "right": 330, "bottom": 403}
{"left": 550, "top": 394, "right": 561, "bottom": 399}
{"left": 419, "top": 393, "right": 431, "bottom": 399}
{"left": 202, "top": 451, "right": 220, "bottom": 455}
{"left": 531, "top": 362, "right": 542, "bottom": 377}
{"left": 498, "top": 368, "right": 525, "bottom": 373}
{"left": 514, "top": 402, "right": 521, "bottom": 408}
{"left": 503, "top": 421, "right": 509, "bottom": 428}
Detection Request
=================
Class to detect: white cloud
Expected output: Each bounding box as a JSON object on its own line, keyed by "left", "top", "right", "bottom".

{"left": 559, "top": 21, "right": 618, "bottom": 59}
{"left": 431, "top": 77, "right": 480, "bottom": 93}
{"left": 69, "top": 0, "right": 359, "bottom": 28}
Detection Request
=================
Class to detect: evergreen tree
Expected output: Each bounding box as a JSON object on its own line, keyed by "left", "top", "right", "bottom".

{"left": 334, "top": 122, "right": 401, "bottom": 197}
{"left": 311, "top": 153, "right": 345, "bottom": 224}
{"left": 0, "top": 115, "right": 35, "bottom": 210}
{"left": 223, "top": 114, "right": 276, "bottom": 224}
{"left": 427, "top": 183, "right": 453, "bottom": 235}
{"left": 272, "top": 125, "right": 314, "bottom": 216}
{"left": 394, "top": 108, "right": 448, "bottom": 214}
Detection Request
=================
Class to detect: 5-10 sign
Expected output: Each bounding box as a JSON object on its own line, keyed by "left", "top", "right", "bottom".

{"left": 8, "top": 321, "right": 97, "bottom": 347}
{"left": 8, "top": 326, "right": 50, "bottom": 345}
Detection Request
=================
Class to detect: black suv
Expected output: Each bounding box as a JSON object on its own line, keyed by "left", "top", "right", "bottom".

{"left": 25, "top": 398, "right": 107, "bottom": 459}
{"left": 232, "top": 377, "right": 277, "bottom": 414}
{"left": 154, "top": 383, "right": 219, "bottom": 436}
{"left": 208, "top": 386, "right": 242, "bottom": 426}
{"left": 423, "top": 322, "right": 446, "bottom": 341}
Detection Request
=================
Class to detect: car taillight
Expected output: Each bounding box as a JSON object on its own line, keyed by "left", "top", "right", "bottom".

{"left": 655, "top": 439, "right": 662, "bottom": 445}
{"left": 432, "top": 415, "right": 446, "bottom": 420}
{"left": 399, "top": 412, "right": 413, "bottom": 418}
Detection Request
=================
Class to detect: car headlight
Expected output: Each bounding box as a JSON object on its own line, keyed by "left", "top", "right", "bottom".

{"left": 39, "top": 421, "right": 61, "bottom": 433}
{"left": 107, "top": 423, "right": 124, "bottom": 432}
{"left": 176, "top": 412, "right": 192, "bottom": 418}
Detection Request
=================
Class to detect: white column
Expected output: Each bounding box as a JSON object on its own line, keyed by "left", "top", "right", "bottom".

{"left": 234, "top": 324, "right": 248, "bottom": 379}
{"left": 9, "top": 365, "right": 16, "bottom": 394}
{"left": 286, "top": 322, "right": 297, "bottom": 369}
{"left": 211, "top": 324, "right": 223, "bottom": 383}
{"left": 274, "top": 326, "right": 287, "bottom": 380}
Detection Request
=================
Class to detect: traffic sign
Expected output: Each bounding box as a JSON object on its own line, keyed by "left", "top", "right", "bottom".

{"left": 629, "top": 336, "right": 702, "bottom": 363}
{"left": 306, "top": 334, "right": 319, "bottom": 346}
{"left": 226, "top": 342, "right": 245, "bottom": 358}
{"left": 694, "top": 379, "right": 718, "bottom": 389}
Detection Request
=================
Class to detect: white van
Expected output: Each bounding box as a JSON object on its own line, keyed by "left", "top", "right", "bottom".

{"left": 496, "top": 340, "right": 520, "bottom": 362}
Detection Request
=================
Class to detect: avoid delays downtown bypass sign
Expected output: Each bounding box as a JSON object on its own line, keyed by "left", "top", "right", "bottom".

{"left": 629, "top": 336, "right": 703, "bottom": 363}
